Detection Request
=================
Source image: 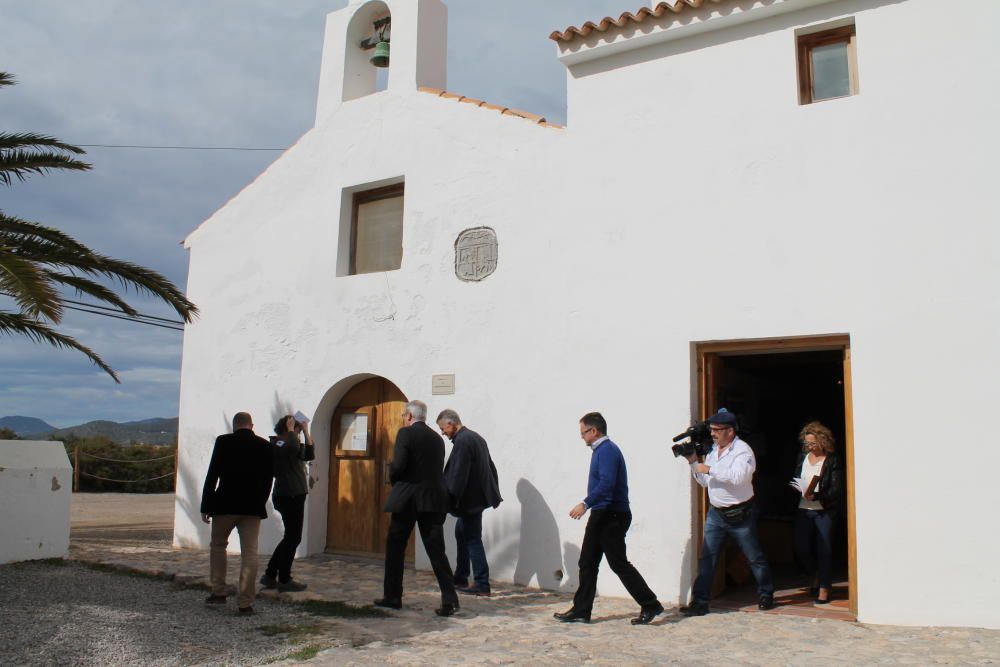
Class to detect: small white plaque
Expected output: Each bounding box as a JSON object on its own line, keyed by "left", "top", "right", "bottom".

{"left": 339, "top": 413, "right": 369, "bottom": 452}
{"left": 432, "top": 374, "right": 455, "bottom": 395}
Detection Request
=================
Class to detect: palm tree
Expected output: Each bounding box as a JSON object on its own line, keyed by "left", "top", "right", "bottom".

{"left": 0, "top": 71, "right": 198, "bottom": 382}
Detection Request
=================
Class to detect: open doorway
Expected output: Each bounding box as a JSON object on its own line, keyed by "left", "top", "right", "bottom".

{"left": 696, "top": 336, "right": 856, "bottom": 618}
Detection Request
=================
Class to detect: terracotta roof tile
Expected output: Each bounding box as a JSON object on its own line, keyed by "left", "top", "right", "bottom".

{"left": 550, "top": 0, "right": 727, "bottom": 43}
{"left": 417, "top": 86, "right": 563, "bottom": 128}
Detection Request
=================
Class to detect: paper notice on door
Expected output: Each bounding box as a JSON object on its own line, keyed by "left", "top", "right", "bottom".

{"left": 339, "top": 413, "right": 369, "bottom": 452}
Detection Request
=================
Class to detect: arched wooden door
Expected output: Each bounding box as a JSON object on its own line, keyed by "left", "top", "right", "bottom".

{"left": 326, "top": 377, "right": 414, "bottom": 560}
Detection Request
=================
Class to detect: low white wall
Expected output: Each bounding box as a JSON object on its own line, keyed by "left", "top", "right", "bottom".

{"left": 0, "top": 440, "right": 72, "bottom": 564}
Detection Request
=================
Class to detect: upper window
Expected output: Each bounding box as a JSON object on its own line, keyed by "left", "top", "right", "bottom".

{"left": 797, "top": 24, "right": 859, "bottom": 105}
{"left": 350, "top": 183, "right": 404, "bottom": 275}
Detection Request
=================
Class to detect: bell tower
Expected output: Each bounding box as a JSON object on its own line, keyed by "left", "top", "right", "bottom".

{"left": 315, "top": 0, "right": 448, "bottom": 124}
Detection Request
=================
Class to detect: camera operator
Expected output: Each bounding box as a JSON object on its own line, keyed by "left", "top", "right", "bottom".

{"left": 680, "top": 408, "right": 774, "bottom": 616}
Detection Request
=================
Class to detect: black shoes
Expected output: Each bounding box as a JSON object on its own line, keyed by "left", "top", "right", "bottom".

{"left": 553, "top": 608, "right": 591, "bottom": 623}
{"left": 679, "top": 601, "right": 710, "bottom": 617}
{"left": 261, "top": 574, "right": 306, "bottom": 592}
{"left": 204, "top": 594, "right": 227, "bottom": 605}
{"left": 759, "top": 594, "right": 775, "bottom": 610}
{"left": 373, "top": 598, "right": 402, "bottom": 610}
{"left": 277, "top": 579, "right": 307, "bottom": 592}
{"left": 435, "top": 601, "right": 460, "bottom": 617}
{"left": 237, "top": 606, "right": 255, "bottom": 616}
{"left": 631, "top": 602, "right": 665, "bottom": 625}
{"left": 457, "top": 586, "right": 492, "bottom": 597}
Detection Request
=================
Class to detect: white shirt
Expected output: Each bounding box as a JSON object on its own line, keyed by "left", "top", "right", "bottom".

{"left": 589, "top": 435, "right": 609, "bottom": 452}
{"left": 798, "top": 456, "right": 824, "bottom": 510}
{"left": 691, "top": 437, "right": 756, "bottom": 507}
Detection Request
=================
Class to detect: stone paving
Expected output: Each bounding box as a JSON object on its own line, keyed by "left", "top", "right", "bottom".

{"left": 69, "top": 494, "right": 1000, "bottom": 665}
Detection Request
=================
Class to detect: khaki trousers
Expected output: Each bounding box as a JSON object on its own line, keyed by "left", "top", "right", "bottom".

{"left": 209, "top": 515, "right": 261, "bottom": 608}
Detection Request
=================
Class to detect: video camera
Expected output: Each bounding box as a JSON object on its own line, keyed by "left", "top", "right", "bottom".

{"left": 671, "top": 420, "right": 713, "bottom": 459}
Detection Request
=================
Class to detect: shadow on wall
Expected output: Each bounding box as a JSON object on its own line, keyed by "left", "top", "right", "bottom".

{"left": 486, "top": 478, "right": 570, "bottom": 591}
{"left": 174, "top": 410, "right": 237, "bottom": 548}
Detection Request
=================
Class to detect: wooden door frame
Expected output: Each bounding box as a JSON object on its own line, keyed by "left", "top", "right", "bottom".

{"left": 695, "top": 334, "right": 857, "bottom": 617}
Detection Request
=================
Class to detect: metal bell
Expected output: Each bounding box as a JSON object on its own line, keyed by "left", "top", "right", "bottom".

{"left": 370, "top": 40, "right": 390, "bottom": 68}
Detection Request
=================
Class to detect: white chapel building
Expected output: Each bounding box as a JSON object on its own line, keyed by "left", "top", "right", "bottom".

{"left": 174, "top": 0, "right": 1000, "bottom": 629}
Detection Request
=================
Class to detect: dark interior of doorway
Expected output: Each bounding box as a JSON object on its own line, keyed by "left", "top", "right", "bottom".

{"left": 711, "top": 350, "right": 849, "bottom": 608}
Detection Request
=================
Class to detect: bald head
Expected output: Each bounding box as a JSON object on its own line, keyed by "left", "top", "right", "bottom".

{"left": 232, "top": 412, "right": 253, "bottom": 431}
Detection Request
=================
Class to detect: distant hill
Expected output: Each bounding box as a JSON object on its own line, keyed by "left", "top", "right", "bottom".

{"left": 0, "top": 416, "right": 56, "bottom": 436}
{"left": 2, "top": 416, "right": 178, "bottom": 445}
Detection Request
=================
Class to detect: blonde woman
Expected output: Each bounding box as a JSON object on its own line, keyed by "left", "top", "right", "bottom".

{"left": 792, "top": 421, "right": 843, "bottom": 605}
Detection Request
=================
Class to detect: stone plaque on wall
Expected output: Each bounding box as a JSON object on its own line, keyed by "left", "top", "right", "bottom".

{"left": 432, "top": 374, "right": 455, "bottom": 395}
{"left": 455, "top": 227, "right": 498, "bottom": 282}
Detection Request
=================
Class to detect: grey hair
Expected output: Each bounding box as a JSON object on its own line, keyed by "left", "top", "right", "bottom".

{"left": 436, "top": 409, "right": 462, "bottom": 426}
{"left": 405, "top": 400, "right": 428, "bottom": 422}
{"left": 232, "top": 412, "right": 253, "bottom": 430}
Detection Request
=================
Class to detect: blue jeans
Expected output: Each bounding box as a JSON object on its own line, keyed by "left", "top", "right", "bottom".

{"left": 692, "top": 505, "right": 774, "bottom": 604}
{"left": 793, "top": 508, "right": 835, "bottom": 589}
{"left": 454, "top": 510, "right": 490, "bottom": 591}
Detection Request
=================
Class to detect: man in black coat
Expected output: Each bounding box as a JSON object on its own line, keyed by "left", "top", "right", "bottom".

{"left": 375, "top": 400, "right": 459, "bottom": 616}
{"left": 437, "top": 409, "right": 502, "bottom": 596}
{"left": 200, "top": 412, "right": 273, "bottom": 615}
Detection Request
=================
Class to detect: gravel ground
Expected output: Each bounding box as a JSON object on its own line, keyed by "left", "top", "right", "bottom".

{"left": 0, "top": 560, "right": 341, "bottom": 666}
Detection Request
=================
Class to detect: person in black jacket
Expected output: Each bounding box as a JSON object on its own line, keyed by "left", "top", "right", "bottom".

{"left": 437, "top": 409, "right": 502, "bottom": 596}
{"left": 791, "top": 421, "right": 844, "bottom": 605}
{"left": 375, "top": 400, "right": 459, "bottom": 616}
{"left": 260, "top": 414, "right": 315, "bottom": 592}
{"left": 200, "top": 412, "right": 273, "bottom": 615}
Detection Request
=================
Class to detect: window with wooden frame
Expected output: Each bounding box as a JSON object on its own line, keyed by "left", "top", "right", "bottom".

{"left": 350, "top": 183, "right": 404, "bottom": 275}
{"left": 797, "top": 24, "right": 859, "bottom": 105}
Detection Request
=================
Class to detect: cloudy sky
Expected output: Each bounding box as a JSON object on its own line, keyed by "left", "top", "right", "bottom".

{"left": 1, "top": 0, "right": 631, "bottom": 427}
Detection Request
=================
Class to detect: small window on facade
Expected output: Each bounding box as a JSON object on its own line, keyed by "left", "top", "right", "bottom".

{"left": 351, "top": 183, "right": 404, "bottom": 274}
{"left": 797, "top": 24, "right": 858, "bottom": 105}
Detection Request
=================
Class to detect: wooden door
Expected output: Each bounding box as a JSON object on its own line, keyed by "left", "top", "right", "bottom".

{"left": 843, "top": 346, "right": 858, "bottom": 617}
{"left": 326, "top": 377, "right": 414, "bottom": 560}
{"left": 698, "top": 352, "right": 729, "bottom": 597}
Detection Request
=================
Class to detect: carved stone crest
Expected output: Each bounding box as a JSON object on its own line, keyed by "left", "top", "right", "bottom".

{"left": 454, "top": 227, "right": 498, "bottom": 282}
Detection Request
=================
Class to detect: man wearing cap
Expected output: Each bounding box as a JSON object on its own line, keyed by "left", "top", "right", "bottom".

{"left": 681, "top": 408, "right": 774, "bottom": 616}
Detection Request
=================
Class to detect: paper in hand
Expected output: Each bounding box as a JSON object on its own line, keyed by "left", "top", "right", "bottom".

{"left": 293, "top": 410, "right": 310, "bottom": 425}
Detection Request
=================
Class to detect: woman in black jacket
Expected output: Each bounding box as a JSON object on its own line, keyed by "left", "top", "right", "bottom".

{"left": 792, "top": 421, "right": 843, "bottom": 605}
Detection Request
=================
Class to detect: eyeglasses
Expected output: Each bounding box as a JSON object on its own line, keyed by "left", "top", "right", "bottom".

{"left": 580, "top": 426, "right": 594, "bottom": 437}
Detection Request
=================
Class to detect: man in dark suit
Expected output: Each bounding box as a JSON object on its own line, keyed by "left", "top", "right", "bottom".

{"left": 200, "top": 412, "right": 273, "bottom": 615}
{"left": 554, "top": 412, "right": 664, "bottom": 625}
{"left": 375, "top": 400, "right": 460, "bottom": 616}
{"left": 437, "top": 409, "right": 502, "bottom": 596}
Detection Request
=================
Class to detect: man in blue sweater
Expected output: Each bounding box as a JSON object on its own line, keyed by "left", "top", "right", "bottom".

{"left": 554, "top": 412, "right": 663, "bottom": 625}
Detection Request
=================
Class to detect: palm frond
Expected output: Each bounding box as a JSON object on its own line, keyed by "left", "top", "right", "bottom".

{"left": 0, "top": 215, "right": 198, "bottom": 322}
{"left": 0, "top": 148, "right": 91, "bottom": 186}
{"left": 81, "top": 254, "right": 199, "bottom": 322}
{"left": 0, "top": 213, "right": 98, "bottom": 255}
{"left": 0, "top": 310, "right": 119, "bottom": 382}
{"left": 42, "top": 270, "right": 138, "bottom": 316}
{"left": 0, "top": 132, "right": 88, "bottom": 155}
{"left": 0, "top": 72, "right": 14, "bottom": 88}
{"left": 0, "top": 246, "right": 62, "bottom": 321}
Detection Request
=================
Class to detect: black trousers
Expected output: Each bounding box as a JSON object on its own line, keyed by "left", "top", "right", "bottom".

{"left": 383, "top": 506, "right": 458, "bottom": 605}
{"left": 265, "top": 493, "right": 306, "bottom": 582}
{"left": 573, "top": 508, "right": 658, "bottom": 613}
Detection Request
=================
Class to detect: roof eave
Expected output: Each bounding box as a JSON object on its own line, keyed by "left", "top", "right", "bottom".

{"left": 554, "top": 0, "right": 842, "bottom": 67}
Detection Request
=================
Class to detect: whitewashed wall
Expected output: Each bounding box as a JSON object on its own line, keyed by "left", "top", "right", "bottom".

{"left": 176, "top": 0, "right": 1000, "bottom": 628}
{"left": 0, "top": 441, "right": 72, "bottom": 564}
